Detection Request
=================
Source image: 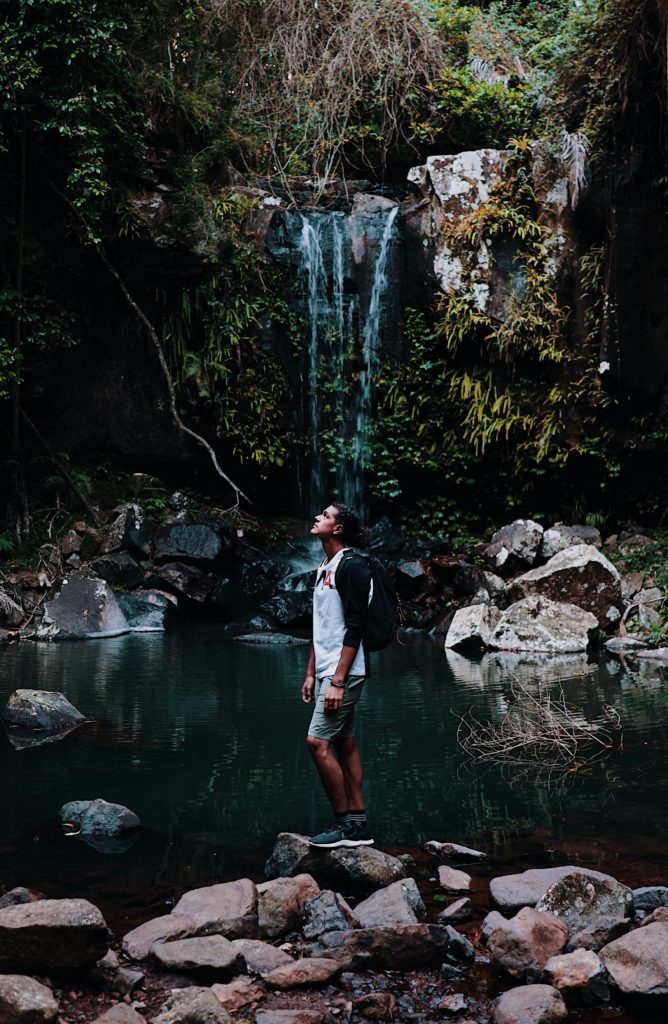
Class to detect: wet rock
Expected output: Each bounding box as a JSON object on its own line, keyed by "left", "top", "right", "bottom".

{"left": 438, "top": 866, "right": 472, "bottom": 892}
{"left": 437, "top": 898, "right": 472, "bottom": 924}
{"left": 211, "top": 977, "right": 264, "bottom": 1014}
{"left": 232, "top": 633, "right": 309, "bottom": 645}
{"left": 99, "top": 503, "right": 150, "bottom": 557}
{"left": 257, "top": 875, "right": 320, "bottom": 939}
{"left": 231, "top": 938, "right": 293, "bottom": 974}
{"left": 354, "top": 878, "right": 425, "bottom": 928}
{"left": 255, "top": 1011, "right": 324, "bottom": 1024}
{"left": 151, "top": 986, "right": 232, "bottom": 1024}
{"left": 172, "top": 879, "right": 258, "bottom": 938}
{"left": 265, "top": 957, "right": 342, "bottom": 988}
{"left": 491, "top": 866, "right": 615, "bottom": 914}
{"left": 1, "top": 690, "right": 85, "bottom": 732}
{"left": 599, "top": 921, "right": 668, "bottom": 996}
{"left": 543, "top": 948, "right": 610, "bottom": 1004}
{"left": 633, "top": 886, "right": 668, "bottom": 915}
{"left": 425, "top": 840, "right": 486, "bottom": 862}
{"left": 150, "top": 935, "right": 244, "bottom": 979}
{"left": 539, "top": 524, "right": 601, "bottom": 560}
{"left": 117, "top": 589, "right": 178, "bottom": 631}
{"left": 636, "top": 647, "right": 668, "bottom": 663}
{"left": 311, "top": 923, "right": 454, "bottom": 970}
{"left": 605, "top": 636, "right": 648, "bottom": 653}
{"left": 122, "top": 913, "right": 196, "bottom": 960}
{"left": 0, "top": 974, "right": 58, "bottom": 1023}
{"left": 265, "top": 833, "right": 405, "bottom": 892}
{"left": 0, "top": 898, "right": 109, "bottom": 971}
{"left": 508, "top": 545, "right": 621, "bottom": 628}
{"left": 37, "top": 575, "right": 129, "bottom": 640}
{"left": 146, "top": 562, "right": 218, "bottom": 603}
{"left": 60, "top": 798, "right": 141, "bottom": 837}
{"left": 0, "top": 887, "right": 45, "bottom": 910}
{"left": 90, "top": 551, "right": 145, "bottom": 589}
{"left": 440, "top": 924, "right": 474, "bottom": 964}
{"left": 489, "top": 596, "right": 599, "bottom": 653}
{"left": 535, "top": 870, "right": 632, "bottom": 951}
{"left": 485, "top": 520, "right": 544, "bottom": 574}
{"left": 444, "top": 604, "right": 501, "bottom": 650}
{"left": 492, "top": 984, "right": 567, "bottom": 1024}
{"left": 302, "top": 890, "right": 358, "bottom": 940}
{"left": 154, "top": 521, "right": 232, "bottom": 565}
{"left": 93, "top": 1007, "right": 144, "bottom": 1024}
{"left": 354, "top": 992, "right": 396, "bottom": 1020}
{"left": 483, "top": 907, "right": 568, "bottom": 980}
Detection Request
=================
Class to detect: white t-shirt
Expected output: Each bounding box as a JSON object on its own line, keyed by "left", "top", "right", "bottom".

{"left": 313, "top": 547, "right": 367, "bottom": 679}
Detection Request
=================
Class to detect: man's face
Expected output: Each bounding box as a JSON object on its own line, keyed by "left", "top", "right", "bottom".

{"left": 310, "top": 504, "right": 342, "bottom": 541}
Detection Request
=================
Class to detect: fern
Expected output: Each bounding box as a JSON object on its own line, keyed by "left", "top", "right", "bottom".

{"left": 561, "top": 129, "right": 591, "bottom": 209}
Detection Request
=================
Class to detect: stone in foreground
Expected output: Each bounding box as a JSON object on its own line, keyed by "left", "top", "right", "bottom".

{"left": 599, "top": 921, "right": 668, "bottom": 996}
{"left": 438, "top": 865, "right": 472, "bottom": 891}
{"left": 257, "top": 873, "right": 320, "bottom": 939}
{"left": 354, "top": 877, "right": 425, "bottom": 928}
{"left": 0, "top": 898, "right": 108, "bottom": 971}
{"left": 230, "top": 938, "right": 294, "bottom": 975}
{"left": 211, "top": 977, "right": 264, "bottom": 1013}
{"left": 484, "top": 519, "right": 544, "bottom": 573}
{"left": 265, "top": 833, "right": 405, "bottom": 891}
{"left": 508, "top": 544, "right": 621, "bottom": 627}
{"left": 122, "top": 912, "right": 196, "bottom": 960}
{"left": 37, "top": 575, "right": 129, "bottom": 640}
{"left": 151, "top": 986, "right": 232, "bottom": 1024}
{"left": 60, "top": 798, "right": 141, "bottom": 837}
{"left": 444, "top": 604, "right": 501, "bottom": 650}
{"left": 1, "top": 690, "right": 85, "bottom": 732}
{"left": 490, "top": 866, "right": 615, "bottom": 913}
{"left": 312, "top": 923, "right": 453, "bottom": 970}
{"left": 543, "top": 948, "right": 610, "bottom": 1004}
{"left": 489, "top": 595, "right": 599, "bottom": 653}
{"left": 92, "top": 1007, "right": 144, "bottom": 1024}
{"left": 149, "top": 935, "right": 244, "bottom": 979}
{"left": 264, "top": 957, "right": 342, "bottom": 988}
{"left": 492, "top": 984, "right": 568, "bottom": 1024}
{"left": 171, "top": 878, "right": 258, "bottom": 938}
{"left": 0, "top": 974, "right": 59, "bottom": 1023}
{"left": 535, "top": 870, "right": 632, "bottom": 951}
{"left": 302, "top": 890, "right": 358, "bottom": 940}
{"left": 484, "top": 907, "right": 568, "bottom": 980}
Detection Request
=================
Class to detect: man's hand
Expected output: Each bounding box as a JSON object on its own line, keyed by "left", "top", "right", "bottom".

{"left": 301, "top": 675, "right": 315, "bottom": 703}
{"left": 324, "top": 679, "right": 345, "bottom": 713}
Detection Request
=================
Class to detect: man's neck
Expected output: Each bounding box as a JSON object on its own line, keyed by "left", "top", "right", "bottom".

{"left": 321, "top": 537, "right": 347, "bottom": 561}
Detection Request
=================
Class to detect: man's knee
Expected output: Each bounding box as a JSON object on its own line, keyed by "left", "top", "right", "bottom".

{"left": 306, "top": 734, "right": 330, "bottom": 758}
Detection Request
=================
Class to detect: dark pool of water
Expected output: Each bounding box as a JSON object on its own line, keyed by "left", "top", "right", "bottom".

{"left": 1, "top": 629, "right": 667, "bottom": 928}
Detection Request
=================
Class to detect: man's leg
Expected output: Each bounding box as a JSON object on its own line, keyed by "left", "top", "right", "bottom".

{"left": 305, "top": 735, "right": 348, "bottom": 815}
{"left": 334, "top": 735, "right": 364, "bottom": 811}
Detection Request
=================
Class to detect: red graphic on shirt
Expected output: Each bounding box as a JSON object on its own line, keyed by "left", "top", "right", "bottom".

{"left": 323, "top": 570, "right": 334, "bottom": 588}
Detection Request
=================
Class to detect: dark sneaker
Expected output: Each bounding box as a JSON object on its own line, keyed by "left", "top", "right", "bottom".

{"left": 308, "top": 823, "right": 351, "bottom": 848}
{"left": 341, "top": 821, "right": 375, "bottom": 847}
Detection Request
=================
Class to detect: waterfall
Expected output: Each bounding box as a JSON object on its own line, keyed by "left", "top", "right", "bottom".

{"left": 292, "top": 204, "right": 400, "bottom": 513}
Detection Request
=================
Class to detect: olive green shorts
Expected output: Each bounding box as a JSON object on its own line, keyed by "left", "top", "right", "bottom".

{"left": 307, "top": 675, "right": 366, "bottom": 742}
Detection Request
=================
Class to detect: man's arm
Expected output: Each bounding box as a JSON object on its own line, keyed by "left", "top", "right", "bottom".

{"left": 301, "top": 643, "right": 316, "bottom": 703}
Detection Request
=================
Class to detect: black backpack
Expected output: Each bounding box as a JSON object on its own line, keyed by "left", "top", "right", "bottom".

{"left": 339, "top": 550, "right": 400, "bottom": 652}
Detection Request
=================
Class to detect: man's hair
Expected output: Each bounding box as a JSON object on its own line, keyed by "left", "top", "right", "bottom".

{"left": 332, "top": 503, "right": 369, "bottom": 548}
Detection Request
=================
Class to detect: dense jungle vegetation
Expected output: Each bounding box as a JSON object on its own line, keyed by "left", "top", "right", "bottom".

{"left": 1, "top": 0, "right": 667, "bottom": 549}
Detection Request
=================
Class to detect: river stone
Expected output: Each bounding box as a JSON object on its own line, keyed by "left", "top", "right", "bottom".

{"left": 354, "top": 992, "right": 396, "bottom": 1021}
{"left": 150, "top": 935, "right": 244, "bottom": 979}
{"left": 151, "top": 986, "right": 232, "bottom": 1024}
{"left": 255, "top": 1012, "right": 324, "bottom": 1024}
{"left": 424, "top": 840, "right": 486, "bottom": 862}
{"left": 0, "top": 974, "right": 59, "bottom": 1024}
{"left": 210, "top": 977, "right": 264, "bottom": 1014}
{"left": 90, "top": 551, "right": 145, "bottom": 589}
{"left": 37, "top": 575, "right": 130, "bottom": 639}
{"left": 302, "top": 890, "right": 358, "bottom": 940}
{"left": 543, "top": 948, "right": 610, "bottom": 1004}
{"left": 232, "top": 633, "right": 310, "bottom": 645}
{"left": 0, "top": 587, "right": 24, "bottom": 627}
{"left": 122, "top": 912, "right": 196, "bottom": 960}
{"left": 264, "top": 833, "right": 405, "bottom": 891}
{"left": 311, "top": 923, "right": 453, "bottom": 970}
{"left": 444, "top": 604, "right": 501, "bottom": 650}
{"left": 508, "top": 544, "right": 621, "bottom": 627}
{"left": 93, "top": 1007, "right": 145, "bottom": 1024}
{"left": 154, "top": 522, "right": 230, "bottom": 564}
{"left": 492, "top": 984, "right": 568, "bottom": 1024}
{"left": 535, "top": 870, "right": 633, "bottom": 951}
{"left": 257, "top": 874, "right": 320, "bottom": 939}
{"left": 438, "top": 865, "right": 472, "bottom": 892}
{"left": 605, "top": 636, "right": 648, "bottom": 653}
{"left": 491, "top": 866, "right": 617, "bottom": 914}
{"left": 484, "top": 519, "right": 544, "bottom": 573}
{"left": 60, "top": 798, "right": 141, "bottom": 836}
{"left": 484, "top": 907, "right": 568, "bottom": 980}
{"left": 0, "top": 898, "right": 109, "bottom": 970}
{"left": 146, "top": 562, "right": 218, "bottom": 603}
{"left": 172, "top": 878, "right": 258, "bottom": 938}
{"left": 599, "top": 921, "right": 668, "bottom": 995}
{"left": 633, "top": 886, "right": 668, "bottom": 914}
{"left": 539, "top": 524, "right": 602, "bottom": 560}
{"left": 264, "top": 957, "right": 342, "bottom": 989}
{"left": 354, "top": 878, "right": 425, "bottom": 928}
{"left": 489, "top": 595, "right": 599, "bottom": 653}
{"left": 437, "top": 898, "right": 472, "bottom": 924}
{"left": 117, "top": 589, "right": 177, "bottom": 631}
{"left": 1, "top": 690, "right": 85, "bottom": 732}
{"left": 0, "top": 888, "right": 45, "bottom": 910}
{"left": 230, "top": 938, "right": 293, "bottom": 974}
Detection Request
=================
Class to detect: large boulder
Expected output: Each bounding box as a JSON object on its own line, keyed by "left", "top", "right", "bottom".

{"left": 257, "top": 874, "right": 320, "bottom": 939}
{"left": 444, "top": 604, "right": 501, "bottom": 651}
{"left": 37, "top": 575, "right": 129, "bottom": 640}
{"left": 492, "top": 984, "right": 568, "bottom": 1024}
{"left": 490, "top": 867, "right": 616, "bottom": 914}
{"left": 99, "top": 503, "right": 150, "bottom": 557}
{"left": 117, "top": 589, "right": 178, "bottom": 631}
{"left": 484, "top": 520, "right": 544, "bottom": 574}
{"left": 264, "top": 833, "right": 405, "bottom": 892}
{"left": 535, "top": 870, "right": 633, "bottom": 951}
{"left": 354, "top": 878, "right": 425, "bottom": 928}
{"left": 0, "top": 974, "right": 59, "bottom": 1024}
{"left": 483, "top": 907, "right": 568, "bottom": 981}
{"left": 60, "top": 798, "right": 141, "bottom": 837}
{"left": 539, "top": 524, "right": 602, "bottom": 560}
{"left": 508, "top": 545, "right": 622, "bottom": 628}
{"left": 1, "top": 690, "right": 85, "bottom": 732}
{"left": 90, "top": 551, "right": 145, "bottom": 589}
{"left": 154, "top": 521, "right": 233, "bottom": 565}
{"left": 599, "top": 921, "right": 668, "bottom": 996}
{"left": 172, "top": 879, "right": 258, "bottom": 938}
{"left": 311, "top": 923, "right": 457, "bottom": 970}
{"left": 146, "top": 562, "right": 218, "bottom": 603}
{"left": 0, "top": 898, "right": 109, "bottom": 971}
{"left": 488, "top": 595, "right": 599, "bottom": 653}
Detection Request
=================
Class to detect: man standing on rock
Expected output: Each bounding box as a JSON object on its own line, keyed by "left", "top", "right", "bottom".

{"left": 301, "top": 502, "right": 374, "bottom": 848}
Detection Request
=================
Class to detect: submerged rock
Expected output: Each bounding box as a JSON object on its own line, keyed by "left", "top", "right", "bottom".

{"left": 37, "top": 575, "right": 130, "bottom": 640}
{"left": 0, "top": 898, "right": 109, "bottom": 971}
{"left": 60, "top": 798, "right": 141, "bottom": 837}
{"left": 508, "top": 544, "right": 621, "bottom": 627}
{"left": 1, "top": 689, "right": 85, "bottom": 732}
{"left": 264, "top": 833, "right": 405, "bottom": 892}
{"left": 489, "top": 595, "right": 599, "bottom": 653}
{"left": 232, "top": 633, "right": 310, "bottom": 645}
